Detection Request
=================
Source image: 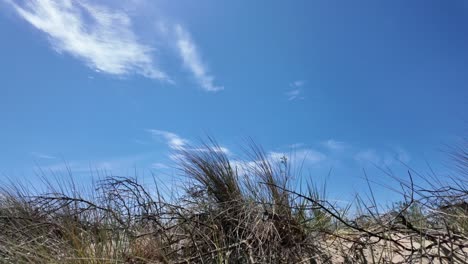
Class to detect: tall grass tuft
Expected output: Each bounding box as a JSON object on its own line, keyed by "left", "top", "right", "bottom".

{"left": 0, "top": 139, "right": 466, "bottom": 263}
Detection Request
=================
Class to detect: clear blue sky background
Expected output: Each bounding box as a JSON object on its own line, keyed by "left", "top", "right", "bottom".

{"left": 1, "top": 0, "right": 467, "bottom": 203}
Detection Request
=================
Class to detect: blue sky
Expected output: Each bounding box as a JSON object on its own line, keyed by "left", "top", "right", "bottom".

{"left": 1, "top": 0, "right": 467, "bottom": 202}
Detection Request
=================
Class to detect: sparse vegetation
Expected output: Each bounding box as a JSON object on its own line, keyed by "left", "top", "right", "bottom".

{"left": 0, "top": 140, "right": 467, "bottom": 263}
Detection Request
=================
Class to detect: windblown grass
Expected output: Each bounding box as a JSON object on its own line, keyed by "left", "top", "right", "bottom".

{"left": 0, "top": 140, "right": 467, "bottom": 263}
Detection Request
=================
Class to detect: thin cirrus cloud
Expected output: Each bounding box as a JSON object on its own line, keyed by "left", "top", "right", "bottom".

{"left": 5, "top": 0, "right": 223, "bottom": 91}
{"left": 291, "top": 80, "right": 306, "bottom": 87}
{"left": 6, "top": 0, "right": 169, "bottom": 81}
{"left": 146, "top": 129, "right": 189, "bottom": 150}
{"left": 322, "top": 139, "right": 348, "bottom": 151}
{"left": 147, "top": 129, "right": 325, "bottom": 169}
{"left": 231, "top": 148, "right": 326, "bottom": 176}
{"left": 36, "top": 155, "right": 148, "bottom": 175}
{"left": 174, "top": 24, "right": 223, "bottom": 92}
{"left": 269, "top": 149, "right": 326, "bottom": 165}
{"left": 30, "top": 152, "right": 57, "bottom": 160}
{"left": 147, "top": 129, "right": 230, "bottom": 155}
{"left": 286, "top": 80, "right": 306, "bottom": 101}
{"left": 354, "top": 147, "right": 411, "bottom": 167}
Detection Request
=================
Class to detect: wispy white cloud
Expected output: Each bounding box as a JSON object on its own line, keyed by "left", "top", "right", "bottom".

{"left": 229, "top": 159, "right": 258, "bottom": 176}
{"left": 291, "top": 80, "right": 306, "bottom": 87}
{"left": 355, "top": 149, "right": 381, "bottom": 165}
{"left": 146, "top": 129, "right": 231, "bottom": 157}
{"left": 7, "top": 0, "right": 170, "bottom": 81}
{"left": 6, "top": 1, "right": 226, "bottom": 91}
{"left": 230, "top": 148, "right": 326, "bottom": 177}
{"left": 147, "top": 129, "right": 189, "bottom": 150}
{"left": 174, "top": 24, "right": 223, "bottom": 92}
{"left": 37, "top": 160, "right": 122, "bottom": 174}
{"left": 286, "top": 89, "right": 304, "bottom": 101}
{"left": 30, "top": 152, "right": 57, "bottom": 160}
{"left": 267, "top": 151, "right": 288, "bottom": 162}
{"left": 355, "top": 147, "right": 411, "bottom": 167}
{"left": 35, "top": 153, "right": 156, "bottom": 175}
{"left": 286, "top": 80, "right": 306, "bottom": 101}
{"left": 322, "top": 139, "right": 347, "bottom": 151}
{"left": 190, "top": 147, "right": 230, "bottom": 155}
{"left": 298, "top": 149, "right": 327, "bottom": 164}
{"left": 270, "top": 149, "right": 326, "bottom": 165}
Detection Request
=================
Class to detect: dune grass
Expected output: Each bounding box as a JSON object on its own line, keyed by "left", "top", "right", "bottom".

{"left": 0, "top": 141, "right": 467, "bottom": 263}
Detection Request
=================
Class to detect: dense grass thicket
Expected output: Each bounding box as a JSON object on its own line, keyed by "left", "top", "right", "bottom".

{"left": 0, "top": 141, "right": 467, "bottom": 263}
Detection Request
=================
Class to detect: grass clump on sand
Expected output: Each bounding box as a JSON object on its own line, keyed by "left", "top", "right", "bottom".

{"left": 0, "top": 140, "right": 467, "bottom": 263}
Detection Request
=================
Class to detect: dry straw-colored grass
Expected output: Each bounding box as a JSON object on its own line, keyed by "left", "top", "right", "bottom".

{"left": 0, "top": 140, "right": 467, "bottom": 263}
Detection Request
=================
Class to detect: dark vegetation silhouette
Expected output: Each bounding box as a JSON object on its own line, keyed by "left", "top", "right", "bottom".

{"left": 0, "top": 139, "right": 467, "bottom": 263}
